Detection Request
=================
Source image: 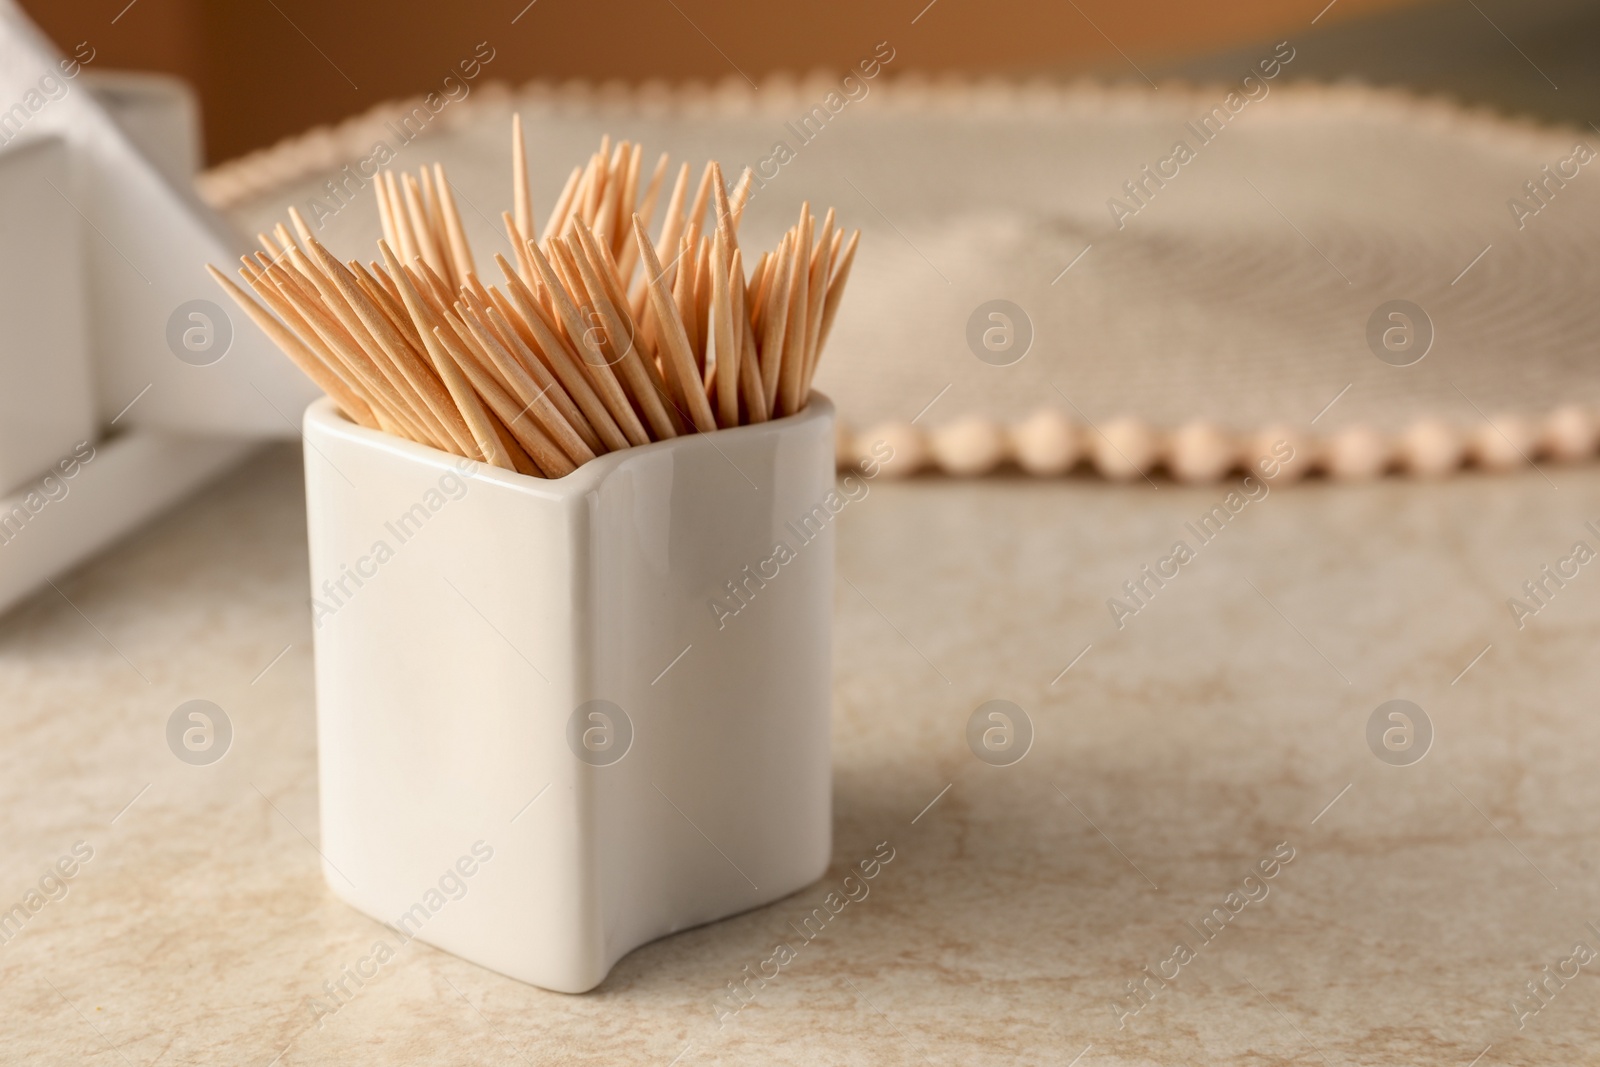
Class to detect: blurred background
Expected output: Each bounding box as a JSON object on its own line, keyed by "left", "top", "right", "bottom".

{"left": 19, "top": 0, "right": 1600, "bottom": 165}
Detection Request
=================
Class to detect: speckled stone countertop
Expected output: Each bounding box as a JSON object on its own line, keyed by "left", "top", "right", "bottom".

{"left": 2, "top": 445, "right": 1597, "bottom": 1065}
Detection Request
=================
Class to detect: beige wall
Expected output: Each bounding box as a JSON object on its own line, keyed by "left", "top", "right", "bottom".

{"left": 21, "top": 0, "right": 1424, "bottom": 163}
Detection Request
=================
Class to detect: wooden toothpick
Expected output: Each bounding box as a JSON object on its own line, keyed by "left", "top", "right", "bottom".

{"left": 208, "top": 130, "right": 858, "bottom": 478}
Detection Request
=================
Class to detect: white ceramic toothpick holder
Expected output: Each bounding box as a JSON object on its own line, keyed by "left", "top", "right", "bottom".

{"left": 304, "top": 395, "right": 836, "bottom": 993}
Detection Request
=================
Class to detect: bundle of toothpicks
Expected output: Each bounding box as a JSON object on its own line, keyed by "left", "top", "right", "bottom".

{"left": 210, "top": 117, "right": 859, "bottom": 477}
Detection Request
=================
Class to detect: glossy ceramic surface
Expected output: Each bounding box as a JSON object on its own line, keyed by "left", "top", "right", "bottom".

{"left": 302, "top": 395, "right": 836, "bottom": 993}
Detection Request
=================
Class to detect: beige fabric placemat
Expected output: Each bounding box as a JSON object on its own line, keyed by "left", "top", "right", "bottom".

{"left": 202, "top": 75, "right": 1600, "bottom": 479}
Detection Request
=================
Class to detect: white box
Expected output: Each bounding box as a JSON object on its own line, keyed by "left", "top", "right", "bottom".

{"left": 0, "top": 135, "right": 93, "bottom": 497}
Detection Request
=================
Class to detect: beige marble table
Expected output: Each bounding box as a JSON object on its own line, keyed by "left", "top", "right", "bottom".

{"left": 2, "top": 445, "right": 1597, "bottom": 1065}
